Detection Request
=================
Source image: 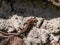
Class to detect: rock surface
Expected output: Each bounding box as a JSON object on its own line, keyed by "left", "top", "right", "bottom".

{"left": 0, "top": 0, "right": 60, "bottom": 45}
{"left": 0, "top": 15, "right": 59, "bottom": 45}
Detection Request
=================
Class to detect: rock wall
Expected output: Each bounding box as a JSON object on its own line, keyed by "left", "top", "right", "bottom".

{"left": 0, "top": 0, "right": 60, "bottom": 19}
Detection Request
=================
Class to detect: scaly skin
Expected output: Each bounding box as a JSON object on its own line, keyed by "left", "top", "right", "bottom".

{"left": 21, "top": 18, "right": 38, "bottom": 33}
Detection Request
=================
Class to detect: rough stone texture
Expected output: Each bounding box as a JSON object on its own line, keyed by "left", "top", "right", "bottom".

{"left": 24, "top": 27, "right": 49, "bottom": 45}
{"left": 35, "top": 17, "right": 44, "bottom": 28}
{"left": 0, "top": 0, "right": 60, "bottom": 45}
{"left": 0, "top": 15, "right": 44, "bottom": 33}
{"left": 0, "top": 14, "right": 60, "bottom": 45}
{"left": 41, "top": 18, "right": 60, "bottom": 33}
{"left": 48, "top": 0, "right": 60, "bottom": 6}
{"left": 24, "top": 27, "right": 60, "bottom": 45}
{"left": 0, "top": 15, "right": 24, "bottom": 33}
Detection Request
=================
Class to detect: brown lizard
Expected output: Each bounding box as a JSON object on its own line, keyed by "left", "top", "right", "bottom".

{"left": 0, "top": 17, "right": 38, "bottom": 37}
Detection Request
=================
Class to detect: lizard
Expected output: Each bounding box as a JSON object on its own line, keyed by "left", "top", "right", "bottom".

{"left": 0, "top": 17, "right": 38, "bottom": 37}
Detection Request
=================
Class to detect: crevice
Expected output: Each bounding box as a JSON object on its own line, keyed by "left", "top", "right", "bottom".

{"left": 39, "top": 19, "right": 44, "bottom": 28}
